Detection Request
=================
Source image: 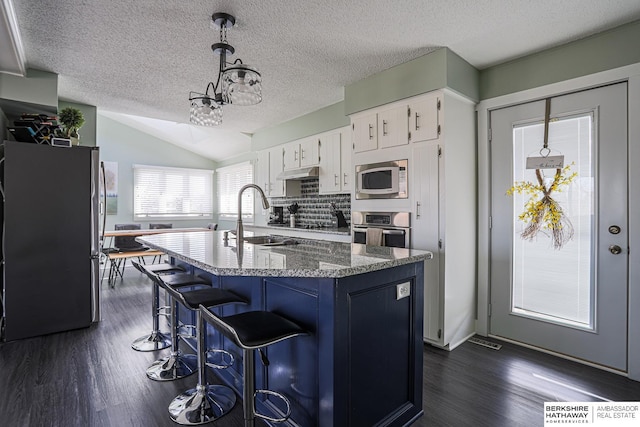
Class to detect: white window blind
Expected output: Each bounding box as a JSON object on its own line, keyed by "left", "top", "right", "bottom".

{"left": 217, "top": 161, "right": 254, "bottom": 220}
{"left": 133, "top": 164, "right": 213, "bottom": 219}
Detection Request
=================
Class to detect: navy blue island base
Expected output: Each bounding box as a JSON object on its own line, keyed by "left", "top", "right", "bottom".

{"left": 138, "top": 231, "right": 431, "bottom": 426}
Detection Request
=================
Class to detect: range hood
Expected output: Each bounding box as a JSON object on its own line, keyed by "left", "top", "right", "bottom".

{"left": 276, "top": 166, "right": 319, "bottom": 180}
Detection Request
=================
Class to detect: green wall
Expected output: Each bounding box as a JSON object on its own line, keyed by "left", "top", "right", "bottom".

{"left": 251, "top": 101, "right": 349, "bottom": 151}
{"left": 251, "top": 48, "right": 479, "bottom": 150}
{"left": 344, "top": 47, "right": 479, "bottom": 115}
{"left": 479, "top": 19, "right": 640, "bottom": 100}
{"left": 0, "top": 69, "right": 58, "bottom": 109}
{"left": 97, "top": 114, "right": 217, "bottom": 231}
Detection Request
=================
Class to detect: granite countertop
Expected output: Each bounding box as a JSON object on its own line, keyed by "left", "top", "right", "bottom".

{"left": 138, "top": 230, "right": 432, "bottom": 278}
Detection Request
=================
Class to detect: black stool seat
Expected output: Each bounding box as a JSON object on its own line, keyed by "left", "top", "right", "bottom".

{"left": 160, "top": 273, "right": 211, "bottom": 288}
{"left": 199, "top": 306, "right": 307, "bottom": 426}
{"left": 203, "top": 310, "right": 306, "bottom": 349}
{"left": 176, "top": 287, "right": 247, "bottom": 310}
{"left": 133, "top": 262, "right": 185, "bottom": 276}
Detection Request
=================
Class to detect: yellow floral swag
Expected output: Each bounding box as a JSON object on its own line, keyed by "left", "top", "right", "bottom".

{"left": 507, "top": 164, "right": 577, "bottom": 249}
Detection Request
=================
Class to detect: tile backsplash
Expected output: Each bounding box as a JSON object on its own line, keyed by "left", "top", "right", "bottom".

{"left": 270, "top": 180, "right": 350, "bottom": 227}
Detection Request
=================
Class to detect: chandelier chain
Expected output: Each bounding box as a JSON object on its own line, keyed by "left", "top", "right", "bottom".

{"left": 221, "top": 24, "right": 227, "bottom": 43}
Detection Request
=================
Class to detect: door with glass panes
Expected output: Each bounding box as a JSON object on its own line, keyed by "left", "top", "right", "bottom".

{"left": 489, "top": 83, "right": 628, "bottom": 371}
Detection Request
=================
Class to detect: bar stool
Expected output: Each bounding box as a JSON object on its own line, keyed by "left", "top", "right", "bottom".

{"left": 131, "top": 261, "right": 186, "bottom": 351}
{"left": 166, "top": 287, "right": 247, "bottom": 425}
{"left": 199, "top": 306, "right": 307, "bottom": 427}
{"left": 146, "top": 272, "right": 213, "bottom": 381}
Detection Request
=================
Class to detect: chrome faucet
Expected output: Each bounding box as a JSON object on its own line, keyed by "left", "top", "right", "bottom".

{"left": 236, "top": 184, "right": 269, "bottom": 244}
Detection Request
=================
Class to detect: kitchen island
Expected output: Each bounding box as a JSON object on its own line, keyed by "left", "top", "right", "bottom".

{"left": 138, "top": 230, "right": 431, "bottom": 427}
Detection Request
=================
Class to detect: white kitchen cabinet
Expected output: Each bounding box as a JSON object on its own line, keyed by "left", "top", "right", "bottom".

{"left": 319, "top": 127, "right": 352, "bottom": 195}
{"left": 255, "top": 249, "right": 270, "bottom": 268}
{"left": 284, "top": 137, "right": 320, "bottom": 170}
{"left": 352, "top": 112, "right": 378, "bottom": 153}
{"left": 319, "top": 130, "right": 341, "bottom": 194}
{"left": 300, "top": 136, "right": 320, "bottom": 167}
{"left": 352, "top": 103, "right": 410, "bottom": 153}
{"left": 256, "top": 149, "right": 270, "bottom": 196}
{"left": 408, "top": 91, "right": 440, "bottom": 143}
{"left": 268, "top": 252, "right": 286, "bottom": 269}
{"left": 283, "top": 141, "right": 299, "bottom": 171}
{"left": 340, "top": 127, "right": 352, "bottom": 192}
{"left": 377, "top": 104, "right": 409, "bottom": 149}
{"left": 410, "top": 90, "right": 476, "bottom": 351}
{"left": 268, "top": 145, "right": 285, "bottom": 197}
{"left": 256, "top": 146, "right": 300, "bottom": 198}
{"left": 255, "top": 248, "right": 286, "bottom": 269}
{"left": 412, "top": 141, "right": 442, "bottom": 344}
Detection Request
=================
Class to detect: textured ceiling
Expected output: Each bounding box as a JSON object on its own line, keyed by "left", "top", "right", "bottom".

{"left": 6, "top": 0, "right": 640, "bottom": 161}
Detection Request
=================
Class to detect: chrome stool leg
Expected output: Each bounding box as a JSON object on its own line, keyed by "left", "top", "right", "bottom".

{"left": 146, "top": 299, "right": 197, "bottom": 381}
{"left": 243, "top": 348, "right": 256, "bottom": 427}
{"left": 199, "top": 309, "right": 306, "bottom": 427}
{"left": 168, "top": 309, "right": 236, "bottom": 424}
{"left": 131, "top": 281, "right": 171, "bottom": 351}
{"left": 241, "top": 348, "right": 291, "bottom": 427}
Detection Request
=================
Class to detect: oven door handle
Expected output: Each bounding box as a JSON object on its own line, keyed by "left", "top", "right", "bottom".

{"left": 382, "top": 229, "right": 405, "bottom": 235}
{"left": 353, "top": 228, "right": 405, "bottom": 235}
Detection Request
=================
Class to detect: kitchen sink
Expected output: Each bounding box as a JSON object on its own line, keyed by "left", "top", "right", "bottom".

{"left": 243, "top": 236, "right": 298, "bottom": 246}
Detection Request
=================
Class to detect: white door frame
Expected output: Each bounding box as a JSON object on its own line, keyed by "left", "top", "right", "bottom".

{"left": 477, "top": 63, "right": 640, "bottom": 380}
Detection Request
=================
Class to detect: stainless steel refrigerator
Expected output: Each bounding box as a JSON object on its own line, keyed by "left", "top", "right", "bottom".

{"left": 0, "top": 140, "right": 101, "bottom": 341}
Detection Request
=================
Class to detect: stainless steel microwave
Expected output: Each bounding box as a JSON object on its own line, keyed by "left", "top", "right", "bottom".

{"left": 355, "top": 159, "right": 408, "bottom": 199}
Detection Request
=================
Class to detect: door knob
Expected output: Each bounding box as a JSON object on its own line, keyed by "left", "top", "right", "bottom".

{"left": 609, "top": 245, "right": 622, "bottom": 255}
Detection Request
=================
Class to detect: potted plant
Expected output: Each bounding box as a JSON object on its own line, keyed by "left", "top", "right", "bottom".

{"left": 57, "top": 107, "right": 85, "bottom": 145}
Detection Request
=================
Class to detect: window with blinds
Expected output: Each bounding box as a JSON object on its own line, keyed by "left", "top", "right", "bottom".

{"left": 216, "top": 161, "right": 254, "bottom": 220}
{"left": 133, "top": 164, "right": 213, "bottom": 219}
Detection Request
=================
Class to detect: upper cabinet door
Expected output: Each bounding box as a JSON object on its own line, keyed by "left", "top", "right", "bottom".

{"left": 300, "top": 136, "right": 320, "bottom": 167}
{"left": 377, "top": 104, "right": 409, "bottom": 149}
{"left": 409, "top": 92, "right": 440, "bottom": 143}
{"left": 283, "top": 141, "right": 300, "bottom": 170}
{"left": 340, "top": 128, "right": 352, "bottom": 193}
{"left": 352, "top": 113, "right": 378, "bottom": 153}
{"left": 318, "top": 131, "right": 341, "bottom": 194}
{"left": 268, "top": 146, "right": 285, "bottom": 197}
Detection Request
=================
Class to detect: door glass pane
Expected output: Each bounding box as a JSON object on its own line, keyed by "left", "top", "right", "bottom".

{"left": 511, "top": 113, "right": 594, "bottom": 329}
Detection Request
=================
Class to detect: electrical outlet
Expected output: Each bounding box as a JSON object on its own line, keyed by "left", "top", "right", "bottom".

{"left": 396, "top": 282, "right": 410, "bottom": 300}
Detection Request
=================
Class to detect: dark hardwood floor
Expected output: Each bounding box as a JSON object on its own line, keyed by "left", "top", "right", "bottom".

{"left": 1, "top": 267, "right": 639, "bottom": 426}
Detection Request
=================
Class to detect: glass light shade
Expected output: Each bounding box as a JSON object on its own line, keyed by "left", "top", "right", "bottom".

{"left": 221, "top": 64, "right": 262, "bottom": 106}
{"left": 189, "top": 93, "right": 223, "bottom": 126}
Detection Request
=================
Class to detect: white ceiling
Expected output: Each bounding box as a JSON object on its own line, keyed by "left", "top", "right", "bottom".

{"left": 4, "top": 0, "right": 640, "bottom": 161}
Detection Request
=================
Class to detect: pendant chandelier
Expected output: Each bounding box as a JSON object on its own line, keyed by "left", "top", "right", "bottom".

{"left": 189, "top": 13, "right": 262, "bottom": 126}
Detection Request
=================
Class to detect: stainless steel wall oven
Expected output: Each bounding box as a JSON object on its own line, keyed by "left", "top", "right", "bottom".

{"left": 352, "top": 211, "right": 411, "bottom": 248}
